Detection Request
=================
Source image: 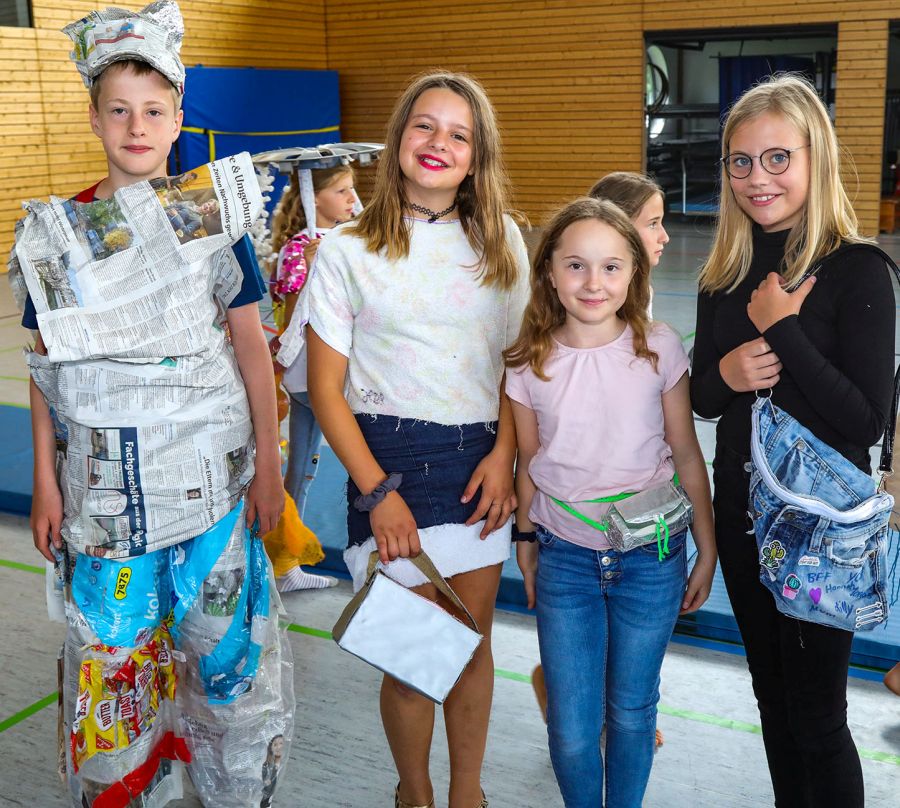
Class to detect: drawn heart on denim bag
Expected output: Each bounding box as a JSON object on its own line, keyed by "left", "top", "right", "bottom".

{"left": 809, "top": 587, "right": 822, "bottom": 604}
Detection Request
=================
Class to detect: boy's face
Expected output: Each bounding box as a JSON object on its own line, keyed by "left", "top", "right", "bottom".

{"left": 89, "top": 64, "right": 183, "bottom": 189}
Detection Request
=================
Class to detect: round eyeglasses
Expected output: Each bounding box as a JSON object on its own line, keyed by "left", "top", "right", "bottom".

{"left": 721, "top": 145, "right": 808, "bottom": 179}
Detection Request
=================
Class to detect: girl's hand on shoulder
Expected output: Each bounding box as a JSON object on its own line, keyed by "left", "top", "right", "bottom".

{"left": 370, "top": 490, "right": 420, "bottom": 564}
{"left": 31, "top": 477, "right": 63, "bottom": 562}
{"left": 719, "top": 337, "right": 782, "bottom": 393}
{"left": 747, "top": 272, "right": 816, "bottom": 333}
{"left": 680, "top": 552, "right": 717, "bottom": 614}
{"left": 462, "top": 447, "right": 518, "bottom": 539}
{"left": 245, "top": 468, "right": 285, "bottom": 537}
{"left": 517, "top": 540, "right": 538, "bottom": 609}
{"left": 302, "top": 238, "right": 321, "bottom": 267}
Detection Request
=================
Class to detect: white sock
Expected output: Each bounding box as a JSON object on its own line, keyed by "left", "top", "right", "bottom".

{"left": 277, "top": 566, "right": 338, "bottom": 592}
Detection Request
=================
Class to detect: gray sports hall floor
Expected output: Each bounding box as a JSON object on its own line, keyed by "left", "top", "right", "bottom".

{"left": 1, "top": 221, "right": 899, "bottom": 806}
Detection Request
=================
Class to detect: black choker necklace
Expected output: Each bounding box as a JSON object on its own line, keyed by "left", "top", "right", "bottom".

{"left": 409, "top": 201, "right": 457, "bottom": 223}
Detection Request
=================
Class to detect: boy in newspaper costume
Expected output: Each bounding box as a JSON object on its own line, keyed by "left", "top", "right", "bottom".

{"left": 7, "top": 3, "right": 294, "bottom": 806}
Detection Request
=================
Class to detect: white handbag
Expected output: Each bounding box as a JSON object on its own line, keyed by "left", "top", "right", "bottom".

{"left": 331, "top": 551, "right": 482, "bottom": 704}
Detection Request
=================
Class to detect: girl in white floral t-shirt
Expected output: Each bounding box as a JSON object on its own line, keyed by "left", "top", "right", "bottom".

{"left": 306, "top": 71, "right": 529, "bottom": 808}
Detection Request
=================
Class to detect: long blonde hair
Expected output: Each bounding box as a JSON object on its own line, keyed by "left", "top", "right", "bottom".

{"left": 269, "top": 165, "right": 354, "bottom": 259}
{"left": 349, "top": 71, "right": 521, "bottom": 290}
{"left": 504, "top": 198, "right": 656, "bottom": 380}
{"left": 700, "top": 73, "right": 867, "bottom": 293}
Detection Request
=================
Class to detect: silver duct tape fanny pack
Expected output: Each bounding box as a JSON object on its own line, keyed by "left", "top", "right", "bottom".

{"left": 331, "top": 551, "right": 482, "bottom": 704}
{"left": 552, "top": 477, "right": 693, "bottom": 559}
{"left": 606, "top": 482, "right": 693, "bottom": 554}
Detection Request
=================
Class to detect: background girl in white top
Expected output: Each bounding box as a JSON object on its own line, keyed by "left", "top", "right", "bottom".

{"left": 505, "top": 198, "right": 716, "bottom": 807}
{"left": 267, "top": 165, "right": 356, "bottom": 591}
{"left": 306, "top": 71, "right": 530, "bottom": 808}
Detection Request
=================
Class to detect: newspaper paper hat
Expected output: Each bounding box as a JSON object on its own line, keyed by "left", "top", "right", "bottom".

{"left": 253, "top": 143, "right": 384, "bottom": 234}
{"left": 63, "top": 0, "right": 186, "bottom": 96}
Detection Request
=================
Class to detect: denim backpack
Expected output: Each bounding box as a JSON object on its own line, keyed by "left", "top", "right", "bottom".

{"left": 748, "top": 246, "right": 900, "bottom": 632}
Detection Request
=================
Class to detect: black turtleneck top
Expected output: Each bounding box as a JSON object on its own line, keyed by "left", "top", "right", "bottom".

{"left": 690, "top": 226, "right": 895, "bottom": 473}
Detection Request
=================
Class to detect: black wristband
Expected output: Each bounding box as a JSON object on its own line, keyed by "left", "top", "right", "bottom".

{"left": 512, "top": 526, "right": 537, "bottom": 542}
{"left": 353, "top": 472, "right": 403, "bottom": 512}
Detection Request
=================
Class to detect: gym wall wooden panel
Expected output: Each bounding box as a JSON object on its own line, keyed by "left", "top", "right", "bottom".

{"left": 324, "top": 0, "right": 646, "bottom": 225}
{"left": 327, "top": 0, "right": 893, "bottom": 233}
{"left": 0, "top": 0, "right": 328, "bottom": 257}
{"left": 642, "top": 0, "right": 890, "bottom": 232}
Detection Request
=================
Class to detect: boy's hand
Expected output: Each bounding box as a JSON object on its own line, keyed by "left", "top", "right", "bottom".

{"left": 31, "top": 478, "right": 63, "bottom": 562}
{"left": 681, "top": 552, "right": 716, "bottom": 614}
{"left": 462, "top": 447, "right": 517, "bottom": 539}
{"left": 517, "top": 540, "right": 538, "bottom": 609}
{"left": 370, "top": 491, "right": 420, "bottom": 564}
{"left": 246, "top": 469, "right": 285, "bottom": 536}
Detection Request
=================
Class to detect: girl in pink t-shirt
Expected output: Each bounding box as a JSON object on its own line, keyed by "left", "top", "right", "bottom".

{"left": 504, "top": 198, "right": 716, "bottom": 808}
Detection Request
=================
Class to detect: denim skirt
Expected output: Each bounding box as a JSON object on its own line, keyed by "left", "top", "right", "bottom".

{"left": 343, "top": 415, "right": 512, "bottom": 591}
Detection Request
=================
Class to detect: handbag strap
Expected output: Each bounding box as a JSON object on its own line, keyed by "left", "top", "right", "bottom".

{"left": 365, "top": 550, "right": 480, "bottom": 633}
{"left": 791, "top": 245, "right": 900, "bottom": 475}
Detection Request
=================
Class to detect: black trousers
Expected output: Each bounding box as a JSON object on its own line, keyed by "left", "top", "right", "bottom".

{"left": 712, "top": 446, "right": 864, "bottom": 808}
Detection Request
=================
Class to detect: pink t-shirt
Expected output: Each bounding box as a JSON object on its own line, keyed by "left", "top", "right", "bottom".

{"left": 505, "top": 323, "right": 689, "bottom": 549}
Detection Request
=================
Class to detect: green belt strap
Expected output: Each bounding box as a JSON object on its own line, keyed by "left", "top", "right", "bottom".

{"left": 549, "top": 474, "right": 680, "bottom": 560}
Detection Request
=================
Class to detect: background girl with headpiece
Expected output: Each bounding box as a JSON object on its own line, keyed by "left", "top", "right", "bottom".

{"left": 266, "top": 163, "right": 358, "bottom": 592}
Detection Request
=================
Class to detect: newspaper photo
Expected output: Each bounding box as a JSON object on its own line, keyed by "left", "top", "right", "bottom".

{"left": 151, "top": 166, "right": 225, "bottom": 244}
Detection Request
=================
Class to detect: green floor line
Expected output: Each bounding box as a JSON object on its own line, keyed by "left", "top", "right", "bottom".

{"left": 0, "top": 692, "right": 56, "bottom": 733}
{"left": 495, "top": 667, "right": 532, "bottom": 683}
{"left": 1, "top": 562, "right": 899, "bottom": 766}
{"left": 287, "top": 622, "right": 332, "bottom": 640}
{"left": 681, "top": 330, "right": 695, "bottom": 342}
{"left": 0, "top": 374, "right": 29, "bottom": 383}
{"left": 0, "top": 558, "right": 43, "bottom": 574}
{"left": 0, "top": 400, "right": 29, "bottom": 409}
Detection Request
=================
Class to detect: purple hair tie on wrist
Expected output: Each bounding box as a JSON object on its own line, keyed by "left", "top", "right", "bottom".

{"left": 353, "top": 473, "right": 403, "bottom": 512}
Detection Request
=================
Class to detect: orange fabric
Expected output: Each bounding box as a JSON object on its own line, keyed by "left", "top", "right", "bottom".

{"left": 263, "top": 492, "right": 324, "bottom": 576}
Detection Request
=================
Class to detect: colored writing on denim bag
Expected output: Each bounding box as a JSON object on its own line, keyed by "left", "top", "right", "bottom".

{"left": 834, "top": 601, "right": 853, "bottom": 617}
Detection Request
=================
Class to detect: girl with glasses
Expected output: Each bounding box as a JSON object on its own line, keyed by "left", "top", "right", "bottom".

{"left": 691, "top": 74, "right": 895, "bottom": 807}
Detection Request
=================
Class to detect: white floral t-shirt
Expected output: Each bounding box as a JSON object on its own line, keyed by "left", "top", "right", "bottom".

{"left": 307, "top": 216, "right": 530, "bottom": 425}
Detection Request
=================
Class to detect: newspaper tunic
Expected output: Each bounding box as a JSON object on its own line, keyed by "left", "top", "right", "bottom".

{"left": 8, "top": 153, "right": 262, "bottom": 558}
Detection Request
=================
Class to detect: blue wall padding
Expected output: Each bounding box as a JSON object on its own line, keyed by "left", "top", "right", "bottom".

{"left": 173, "top": 66, "right": 341, "bottom": 171}
{"left": 0, "top": 406, "right": 34, "bottom": 515}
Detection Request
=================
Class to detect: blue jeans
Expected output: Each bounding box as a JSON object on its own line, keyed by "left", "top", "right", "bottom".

{"left": 285, "top": 391, "right": 323, "bottom": 520}
{"left": 535, "top": 526, "right": 687, "bottom": 808}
